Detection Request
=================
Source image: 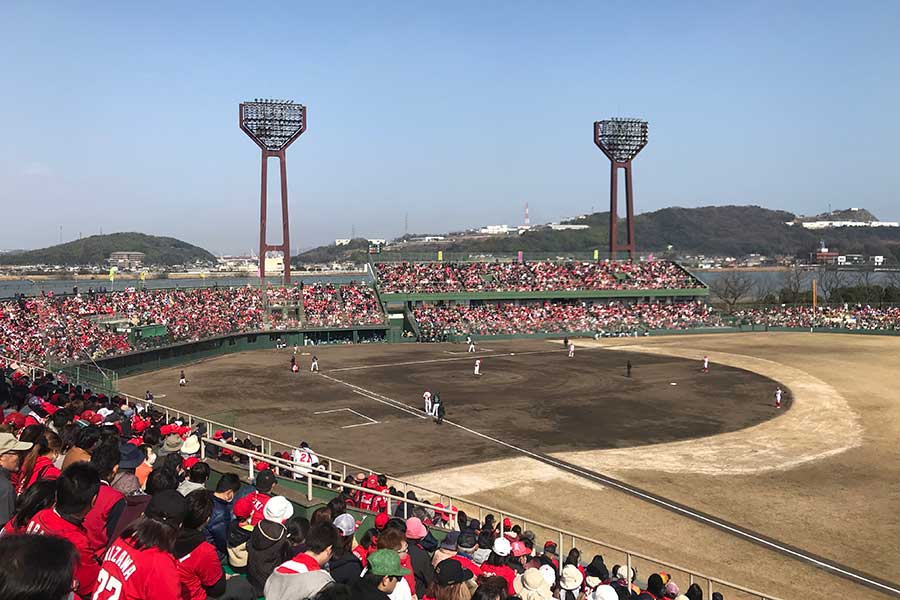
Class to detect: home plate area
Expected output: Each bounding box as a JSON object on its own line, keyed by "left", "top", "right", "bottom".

{"left": 313, "top": 408, "right": 380, "bottom": 429}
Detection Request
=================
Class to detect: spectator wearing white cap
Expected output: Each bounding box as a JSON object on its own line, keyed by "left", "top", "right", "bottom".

{"left": 480, "top": 537, "right": 517, "bottom": 595}
{"left": 513, "top": 567, "right": 553, "bottom": 600}
{"left": 329, "top": 513, "right": 363, "bottom": 584}
{"left": 247, "top": 496, "right": 294, "bottom": 596}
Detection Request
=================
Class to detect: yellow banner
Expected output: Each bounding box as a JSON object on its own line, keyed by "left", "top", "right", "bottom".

{"left": 437, "top": 251, "right": 443, "bottom": 261}
{"left": 140, "top": 271, "right": 147, "bottom": 281}
{"left": 594, "top": 249, "right": 599, "bottom": 260}
{"left": 108, "top": 267, "right": 116, "bottom": 282}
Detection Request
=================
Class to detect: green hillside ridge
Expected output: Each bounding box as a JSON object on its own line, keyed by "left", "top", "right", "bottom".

{"left": 0, "top": 233, "right": 216, "bottom": 267}
{"left": 296, "top": 205, "right": 900, "bottom": 264}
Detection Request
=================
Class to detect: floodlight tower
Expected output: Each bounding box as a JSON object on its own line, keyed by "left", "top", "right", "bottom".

{"left": 593, "top": 118, "right": 648, "bottom": 257}
{"left": 239, "top": 99, "right": 307, "bottom": 285}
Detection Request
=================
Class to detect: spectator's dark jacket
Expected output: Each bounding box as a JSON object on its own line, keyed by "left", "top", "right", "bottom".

{"left": 407, "top": 541, "right": 435, "bottom": 597}
{"left": 0, "top": 468, "right": 15, "bottom": 527}
{"left": 328, "top": 551, "right": 363, "bottom": 585}
{"left": 226, "top": 520, "right": 253, "bottom": 571}
{"left": 351, "top": 579, "right": 391, "bottom": 600}
{"left": 205, "top": 494, "right": 232, "bottom": 560}
{"left": 247, "top": 520, "right": 291, "bottom": 596}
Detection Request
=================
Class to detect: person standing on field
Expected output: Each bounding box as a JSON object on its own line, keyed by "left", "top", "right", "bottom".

{"left": 568, "top": 343, "right": 575, "bottom": 358}
{"left": 626, "top": 360, "right": 632, "bottom": 378}
{"left": 180, "top": 370, "right": 187, "bottom": 386}
{"left": 474, "top": 359, "right": 481, "bottom": 377}
{"left": 702, "top": 355, "right": 709, "bottom": 373}
{"left": 423, "top": 390, "right": 432, "bottom": 415}
{"left": 775, "top": 387, "right": 783, "bottom": 409}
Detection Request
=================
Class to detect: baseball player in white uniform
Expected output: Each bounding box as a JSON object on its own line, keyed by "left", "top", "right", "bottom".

{"left": 775, "top": 387, "right": 783, "bottom": 408}
{"left": 568, "top": 343, "right": 575, "bottom": 358}
{"left": 467, "top": 336, "right": 476, "bottom": 353}
{"left": 474, "top": 359, "right": 481, "bottom": 376}
{"left": 310, "top": 356, "right": 319, "bottom": 372}
{"left": 702, "top": 355, "right": 709, "bottom": 373}
{"left": 423, "top": 390, "right": 432, "bottom": 415}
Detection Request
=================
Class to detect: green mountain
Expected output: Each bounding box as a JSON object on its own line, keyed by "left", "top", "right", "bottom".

{"left": 296, "top": 205, "right": 900, "bottom": 264}
{"left": 0, "top": 233, "right": 217, "bottom": 267}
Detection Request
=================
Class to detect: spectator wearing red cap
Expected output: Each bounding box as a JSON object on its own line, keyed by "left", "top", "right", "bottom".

{"left": 27, "top": 463, "right": 101, "bottom": 599}
{"left": 233, "top": 469, "right": 277, "bottom": 526}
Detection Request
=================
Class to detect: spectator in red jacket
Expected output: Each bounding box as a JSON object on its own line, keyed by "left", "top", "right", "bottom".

{"left": 175, "top": 489, "right": 255, "bottom": 600}
{"left": 96, "top": 490, "right": 187, "bottom": 600}
{"left": 85, "top": 442, "right": 126, "bottom": 557}
{"left": 232, "top": 469, "right": 277, "bottom": 526}
{"left": 27, "top": 463, "right": 101, "bottom": 599}
{"left": 16, "top": 426, "right": 62, "bottom": 496}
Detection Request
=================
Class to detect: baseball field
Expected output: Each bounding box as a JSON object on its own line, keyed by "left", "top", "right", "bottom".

{"left": 121, "top": 332, "right": 900, "bottom": 599}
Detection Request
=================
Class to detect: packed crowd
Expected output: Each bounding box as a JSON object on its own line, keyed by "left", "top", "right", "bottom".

{"left": 733, "top": 304, "right": 900, "bottom": 330}
{"left": 303, "top": 283, "right": 385, "bottom": 328}
{"left": 0, "top": 283, "right": 387, "bottom": 365}
{"left": 375, "top": 261, "right": 704, "bottom": 294}
{"left": 0, "top": 362, "right": 728, "bottom": 600}
{"left": 414, "top": 302, "right": 723, "bottom": 341}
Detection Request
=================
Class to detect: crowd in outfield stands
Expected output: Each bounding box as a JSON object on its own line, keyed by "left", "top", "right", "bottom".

{"left": 734, "top": 304, "right": 900, "bottom": 330}
{"left": 375, "top": 261, "right": 704, "bottom": 294}
{"left": 0, "top": 362, "right": 727, "bottom": 600}
{"left": 303, "top": 283, "right": 385, "bottom": 328}
{"left": 414, "top": 302, "right": 722, "bottom": 341}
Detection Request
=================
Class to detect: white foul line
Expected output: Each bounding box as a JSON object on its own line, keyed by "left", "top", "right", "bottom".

{"left": 317, "top": 374, "right": 900, "bottom": 596}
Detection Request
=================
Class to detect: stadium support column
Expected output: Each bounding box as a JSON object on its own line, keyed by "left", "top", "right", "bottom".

{"left": 240, "top": 99, "right": 307, "bottom": 286}
{"left": 594, "top": 119, "right": 648, "bottom": 258}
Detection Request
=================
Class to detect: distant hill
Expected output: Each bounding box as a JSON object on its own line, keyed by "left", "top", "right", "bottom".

{"left": 0, "top": 233, "right": 216, "bottom": 267}
{"left": 794, "top": 207, "right": 879, "bottom": 223}
{"left": 296, "top": 205, "right": 900, "bottom": 265}
{"left": 295, "top": 238, "right": 372, "bottom": 265}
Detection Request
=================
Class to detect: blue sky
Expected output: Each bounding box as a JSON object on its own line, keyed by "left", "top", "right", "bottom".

{"left": 1, "top": 1, "right": 898, "bottom": 254}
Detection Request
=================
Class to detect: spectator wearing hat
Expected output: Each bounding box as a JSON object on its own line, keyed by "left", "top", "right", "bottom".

{"left": 405, "top": 516, "right": 435, "bottom": 597}
{"left": 177, "top": 461, "right": 211, "bottom": 496}
{"left": 431, "top": 531, "right": 460, "bottom": 567}
{"left": 513, "top": 567, "right": 553, "bottom": 600}
{"left": 98, "top": 489, "right": 187, "bottom": 600}
{"left": 611, "top": 565, "right": 640, "bottom": 597}
{"left": 538, "top": 541, "right": 559, "bottom": 570}
{"left": 175, "top": 489, "right": 255, "bottom": 600}
{"left": 0, "top": 432, "right": 32, "bottom": 526}
{"left": 559, "top": 564, "right": 584, "bottom": 600}
{"left": 583, "top": 555, "right": 610, "bottom": 592}
{"left": 0, "top": 533, "right": 80, "bottom": 600}
{"left": 233, "top": 468, "right": 277, "bottom": 526}
{"left": 446, "top": 531, "right": 483, "bottom": 577}
{"left": 426, "top": 557, "right": 476, "bottom": 600}
{"left": 247, "top": 495, "right": 294, "bottom": 596}
{"left": 480, "top": 537, "right": 517, "bottom": 595}
{"left": 226, "top": 500, "right": 254, "bottom": 573}
{"left": 351, "top": 548, "right": 410, "bottom": 600}
{"left": 206, "top": 472, "right": 241, "bottom": 561}
{"left": 684, "top": 583, "right": 704, "bottom": 600}
{"left": 159, "top": 433, "right": 184, "bottom": 457}
{"left": 27, "top": 463, "right": 101, "bottom": 599}
{"left": 111, "top": 442, "right": 144, "bottom": 496}
{"left": 329, "top": 513, "right": 364, "bottom": 584}
{"left": 84, "top": 442, "right": 126, "bottom": 557}
{"left": 589, "top": 585, "right": 619, "bottom": 600}
{"left": 664, "top": 581, "right": 680, "bottom": 598}
{"left": 266, "top": 522, "right": 340, "bottom": 600}
{"left": 181, "top": 434, "right": 201, "bottom": 458}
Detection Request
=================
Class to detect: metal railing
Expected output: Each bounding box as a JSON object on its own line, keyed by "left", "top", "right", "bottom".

{"left": 1, "top": 353, "right": 782, "bottom": 599}
{"left": 201, "top": 437, "right": 782, "bottom": 600}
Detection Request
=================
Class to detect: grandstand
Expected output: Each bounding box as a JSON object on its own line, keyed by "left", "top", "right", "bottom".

{"left": 5, "top": 259, "right": 900, "bottom": 600}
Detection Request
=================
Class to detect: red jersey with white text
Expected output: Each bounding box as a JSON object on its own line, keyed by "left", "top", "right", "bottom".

{"left": 84, "top": 483, "right": 125, "bottom": 556}
{"left": 95, "top": 536, "right": 180, "bottom": 600}
{"left": 176, "top": 539, "right": 223, "bottom": 600}
{"left": 232, "top": 491, "right": 271, "bottom": 526}
{"left": 27, "top": 508, "right": 99, "bottom": 599}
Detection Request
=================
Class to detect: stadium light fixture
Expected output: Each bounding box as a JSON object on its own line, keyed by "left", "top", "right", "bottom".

{"left": 594, "top": 118, "right": 649, "bottom": 258}
{"left": 239, "top": 99, "right": 307, "bottom": 285}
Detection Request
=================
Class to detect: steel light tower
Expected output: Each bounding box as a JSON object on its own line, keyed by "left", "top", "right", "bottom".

{"left": 594, "top": 118, "right": 648, "bottom": 257}
{"left": 240, "top": 99, "right": 307, "bottom": 285}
